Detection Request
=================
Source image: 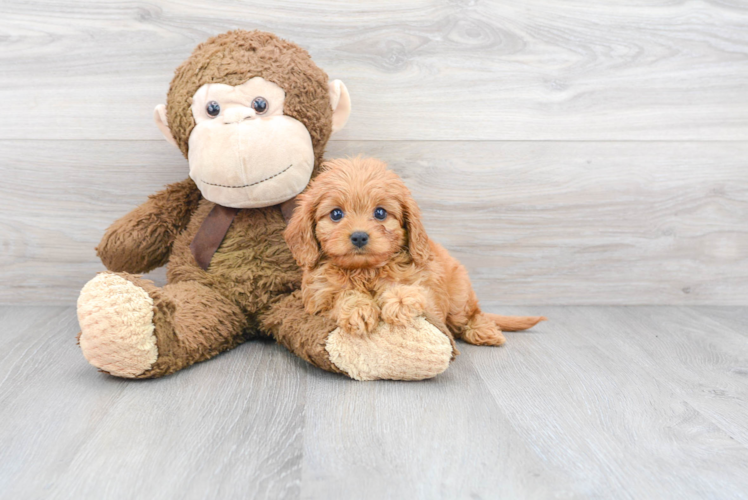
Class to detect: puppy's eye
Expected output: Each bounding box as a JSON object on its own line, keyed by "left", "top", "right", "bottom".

{"left": 330, "top": 208, "right": 344, "bottom": 222}
{"left": 374, "top": 207, "right": 387, "bottom": 220}
{"left": 206, "top": 101, "right": 220, "bottom": 117}
{"left": 252, "top": 97, "right": 268, "bottom": 114}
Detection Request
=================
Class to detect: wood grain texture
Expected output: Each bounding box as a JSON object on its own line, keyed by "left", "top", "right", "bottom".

{"left": 1, "top": 306, "right": 748, "bottom": 499}
{"left": 2, "top": 139, "right": 746, "bottom": 305}
{"left": 573, "top": 306, "right": 748, "bottom": 449}
{"left": 1, "top": 0, "right": 746, "bottom": 305}
{"left": 299, "top": 360, "right": 568, "bottom": 499}
{"left": 467, "top": 305, "right": 748, "bottom": 499}
{"left": 0, "top": 307, "right": 307, "bottom": 500}
{"left": 0, "top": 0, "right": 747, "bottom": 141}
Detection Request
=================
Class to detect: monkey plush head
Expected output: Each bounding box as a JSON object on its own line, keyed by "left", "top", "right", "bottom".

{"left": 153, "top": 30, "right": 351, "bottom": 209}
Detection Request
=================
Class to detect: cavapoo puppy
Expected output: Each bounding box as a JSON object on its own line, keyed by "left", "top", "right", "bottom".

{"left": 284, "top": 157, "right": 545, "bottom": 346}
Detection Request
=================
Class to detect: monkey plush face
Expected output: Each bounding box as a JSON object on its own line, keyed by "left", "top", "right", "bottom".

{"left": 186, "top": 77, "right": 315, "bottom": 208}
{"left": 152, "top": 30, "right": 351, "bottom": 209}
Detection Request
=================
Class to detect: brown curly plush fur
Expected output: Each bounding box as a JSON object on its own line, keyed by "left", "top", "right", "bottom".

{"left": 166, "top": 30, "right": 333, "bottom": 167}
{"left": 91, "top": 31, "right": 341, "bottom": 378}
{"left": 285, "top": 157, "right": 546, "bottom": 346}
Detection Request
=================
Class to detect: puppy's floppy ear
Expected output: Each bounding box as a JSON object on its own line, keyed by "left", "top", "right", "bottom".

{"left": 402, "top": 192, "right": 430, "bottom": 265}
{"left": 284, "top": 190, "right": 320, "bottom": 269}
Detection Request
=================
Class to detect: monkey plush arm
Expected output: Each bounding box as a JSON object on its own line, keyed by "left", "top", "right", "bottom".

{"left": 96, "top": 177, "right": 202, "bottom": 273}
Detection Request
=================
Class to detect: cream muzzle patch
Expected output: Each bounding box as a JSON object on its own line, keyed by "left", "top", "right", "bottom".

{"left": 186, "top": 78, "right": 315, "bottom": 209}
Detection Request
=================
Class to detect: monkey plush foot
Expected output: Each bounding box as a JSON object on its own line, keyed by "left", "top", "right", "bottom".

{"left": 325, "top": 316, "right": 453, "bottom": 381}
{"left": 77, "top": 273, "right": 158, "bottom": 378}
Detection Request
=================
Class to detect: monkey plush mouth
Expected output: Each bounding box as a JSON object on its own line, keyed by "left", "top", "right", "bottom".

{"left": 198, "top": 164, "right": 293, "bottom": 189}
{"left": 188, "top": 112, "right": 315, "bottom": 208}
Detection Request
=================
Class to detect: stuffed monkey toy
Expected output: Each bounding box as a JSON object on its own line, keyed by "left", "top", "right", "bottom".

{"left": 77, "top": 30, "right": 456, "bottom": 381}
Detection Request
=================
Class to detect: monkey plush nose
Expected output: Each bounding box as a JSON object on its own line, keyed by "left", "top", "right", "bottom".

{"left": 223, "top": 107, "right": 256, "bottom": 124}
{"left": 350, "top": 231, "right": 369, "bottom": 248}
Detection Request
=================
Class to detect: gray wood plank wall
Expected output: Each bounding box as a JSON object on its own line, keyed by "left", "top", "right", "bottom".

{"left": 1, "top": 0, "right": 747, "bottom": 305}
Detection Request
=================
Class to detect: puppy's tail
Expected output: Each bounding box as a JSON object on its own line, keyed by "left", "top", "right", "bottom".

{"left": 484, "top": 313, "right": 547, "bottom": 332}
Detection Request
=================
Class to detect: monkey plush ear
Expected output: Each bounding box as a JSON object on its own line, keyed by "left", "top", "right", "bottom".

{"left": 328, "top": 80, "right": 351, "bottom": 134}
{"left": 153, "top": 104, "right": 179, "bottom": 148}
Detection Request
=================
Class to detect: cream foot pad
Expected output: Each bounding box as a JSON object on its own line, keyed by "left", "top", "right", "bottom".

{"left": 77, "top": 273, "right": 158, "bottom": 378}
{"left": 326, "top": 316, "right": 453, "bottom": 381}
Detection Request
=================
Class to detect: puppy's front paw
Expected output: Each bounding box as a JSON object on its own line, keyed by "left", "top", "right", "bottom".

{"left": 335, "top": 292, "right": 381, "bottom": 335}
{"left": 338, "top": 302, "right": 380, "bottom": 335}
{"left": 380, "top": 285, "right": 428, "bottom": 327}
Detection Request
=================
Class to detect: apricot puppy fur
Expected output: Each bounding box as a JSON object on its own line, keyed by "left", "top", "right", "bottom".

{"left": 284, "top": 157, "right": 545, "bottom": 345}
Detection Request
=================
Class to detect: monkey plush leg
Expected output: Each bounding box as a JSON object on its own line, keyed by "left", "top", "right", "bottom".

{"left": 77, "top": 272, "right": 247, "bottom": 378}
{"left": 261, "top": 291, "right": 456, "bottom": 381}
{"left": 259, "top": 290, "right": 344, "bottom": 374}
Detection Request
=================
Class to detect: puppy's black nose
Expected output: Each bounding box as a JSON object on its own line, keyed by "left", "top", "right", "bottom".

{"left": 350, "top": 231, "right": 369, "bottom": 248}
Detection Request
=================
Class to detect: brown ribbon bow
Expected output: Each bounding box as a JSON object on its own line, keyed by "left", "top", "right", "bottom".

{"left": 190, "top": 197, "right": 298, "bottom": 271}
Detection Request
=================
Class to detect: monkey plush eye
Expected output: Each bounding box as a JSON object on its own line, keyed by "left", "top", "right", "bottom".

{"left": 330, "top": 208, "right": 344, "bottom": 222}
{"left": 252, "top": 97, "right": 268, "bottom": 114}
{"left": 206, "top": 101, "right": 221, "bottom": 117}
{"left": 374, "top": 207, "right": 387, "bottom": 220}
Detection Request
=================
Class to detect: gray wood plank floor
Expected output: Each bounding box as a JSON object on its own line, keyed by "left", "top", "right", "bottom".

{"left": 2, "top": 306, "right": 747, "bottom": 499}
